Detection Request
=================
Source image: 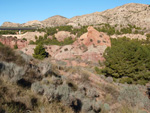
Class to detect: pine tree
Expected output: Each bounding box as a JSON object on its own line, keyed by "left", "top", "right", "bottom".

{"left": 33, "top": 44, "right": 48, "bottom": 60}
{"left": 100, "top": 37, "right": 150, "bottom": 85}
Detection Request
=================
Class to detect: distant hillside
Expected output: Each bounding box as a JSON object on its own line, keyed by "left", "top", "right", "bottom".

{"left": 1, "top": 3, "right": 150, "bottom": 29}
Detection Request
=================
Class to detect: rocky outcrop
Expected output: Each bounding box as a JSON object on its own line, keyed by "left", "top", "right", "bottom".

{"left": 76, "top": 26, "right": 111, "bottom": 47}
{"left": 21, "top": 26, "right": 111, "bottom": 63}
{"left": 0, "top": 36, "right": 28, "bottom": 49}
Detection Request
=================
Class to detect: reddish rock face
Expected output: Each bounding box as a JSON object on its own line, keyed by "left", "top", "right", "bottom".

{"left": 45, "top": 45, "right": 60, "bottom": 57}
{"left": 21, "top": 45, "right": 36, "bottom": 56}
{"left": 81, "top": 45, "right": 107, "bottom": 62}
{"left": 0, "top": 36, "right": 28, "bottom": 49}
{"left": 16, "top": 40, "right": 28, "bottom": 49}
{"left": 77, "top": 26, "right": 111, "bottom": 47}
{"left": 21, "top": 26, "right": 111, "bottom": 63}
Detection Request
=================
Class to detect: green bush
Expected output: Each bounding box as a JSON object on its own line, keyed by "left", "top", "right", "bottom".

{"left": 0, "top": 30, "right": 16, "bottom": 35}
{"left": 0, "top": 42, "right": 4, "bottom": 46}
{"left": 33, "top": 44, "right": 48, "bottom": 60}
{"left": 99, "top": 37, "right": 150, "bottom": 85}
{"left": 31, "top": 35, "right": 75, "bottom": 46}
{"left": 29, "top": 40, "right": 35, "bottom": 44}
{"left": 14, "top": 44, "right": 18, "bottom": 49}
{"left": 95, "top": 67, "right": 101, "bottom": 74}
{"left": 38, "top": 25, "right": 87, "bottom": 38}
{"left": 96, "top": 24, "right": 116, "bottom": 35}
{"left": 146, "top": 33, "right": 150, "bottom": 38}
{"left": 22, "top": 38, "right": 27, "bottom": 41}
{"left": 95, "top": 24, "right": 143, "bottom": 35}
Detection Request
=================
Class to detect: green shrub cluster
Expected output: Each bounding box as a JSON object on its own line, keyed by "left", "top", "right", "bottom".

{"left": 0, "top": 42, "right": 3, "bottom": 46}
{"left": 14, "top": 44, "right": 18, "bottom": 49}
{"left": 71, "top": 26, "right": 88, "bottom": 37}
{"left": 146, "top": 33, "right": 150, "bottom": 38}
{"left": 97, "top": 37, "right": 150, "bottom": 85}
{"left": 0, "top": 29, "right": 36, "bottom": 35}
{"left": 0, "top": 30, "right": 17, "bottom": 35}
{"left": 38, "top": 25, "right": 88, "bottom": 37}
{"left": 96, "top": 24, "right": 116, "bottom": 35}
{"left": 38, "top": 24, "right": 144, "bottom": 38}
{"left": 22, "top": 38, "right": 27, "bottom": 41}
{"left": 30, "top": 35, "right": 75, "bottom": 46}
{"left": 95, "top": 24, "right": 143, "bottom": 35}
{"left": 120, "top": 24, "right": 142, "bottom": 34}
{"left": 33, "top": 44, "right": 48, "bottom": 60}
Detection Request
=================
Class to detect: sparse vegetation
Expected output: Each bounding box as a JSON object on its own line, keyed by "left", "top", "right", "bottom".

{"left": 30, "top": 35, "right": 75, "bottom": 46}
{"left": 0, "top": 30, "right": 17, "bottom": 35}
{"left": 95, "top": 24, "right": 144, "bottom": 35}
{"left": 38, "top": 25, "right": 88, "bottom": 38}
{"left": 22, "top": 38, "right": 27, "bottom": 41}
{"left": 0, "top": 45, "right": 25, "bottom": 65}
{"left": 118, "top": 85, "right": 150, "bottom": 111}
{"left": 1, "top": 3, "right": 150, "bottom": 112}
{"left": 14, "top": 44, "right": 18, "bottom": 49}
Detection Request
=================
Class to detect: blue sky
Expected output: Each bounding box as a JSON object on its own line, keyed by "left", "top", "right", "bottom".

{"left": 0, "top": 0, "right": 149, "bottom": 25}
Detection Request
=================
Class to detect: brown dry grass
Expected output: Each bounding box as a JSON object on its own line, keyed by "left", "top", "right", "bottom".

{"left": 0, "top": 45, "right": 26, "bottom": 66}
{"left": 35, "top": 102, "right": 74, "bottom": 113}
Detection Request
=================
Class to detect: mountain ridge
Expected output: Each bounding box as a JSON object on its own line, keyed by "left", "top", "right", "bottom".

{"left": 1, "top": 3, "right": 150, "bottom": 29}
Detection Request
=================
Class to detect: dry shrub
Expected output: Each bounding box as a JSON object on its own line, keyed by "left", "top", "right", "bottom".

{"left": 0, "top": 46, "right": 25, "bottom": 66}
{"left": 100, "top": 84, "right": 119, "bottom": 105}
{"left": 66, "top": 79, "right": 78, "bottom": 91}
{"left": 116, "top": 103, "right": 145, "bottom": 113}
{"left": 35, "top": 102, "right": 74, "bottom": 113}
{"left": 80, "top": 70, "right": 90, "bottom": 83}
{"left": 118, "top": 85, "right": 150, "bottom": 111}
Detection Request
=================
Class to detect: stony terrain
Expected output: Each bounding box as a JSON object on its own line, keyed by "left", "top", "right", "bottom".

{"left": 0, "top": 3, "right": 150, "bottom": 113}
{"left": 0, "top": 39, "right": 149, "bottom": 113}
{"left": 1, "top": 3, "right": 150, "bottom": 30}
